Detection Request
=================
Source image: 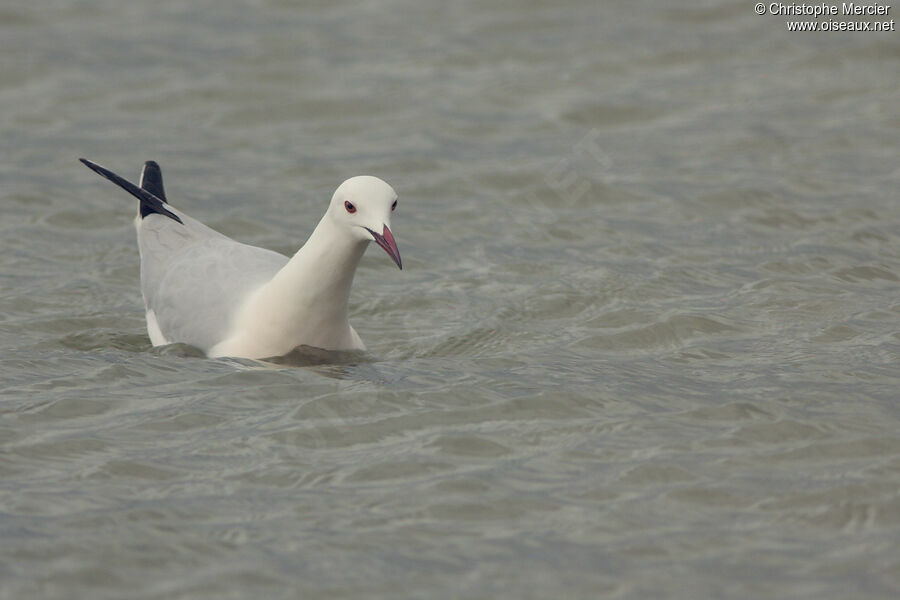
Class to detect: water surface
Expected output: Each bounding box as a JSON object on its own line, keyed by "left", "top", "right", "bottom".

{"left": 2, "top": 1, "right": 899, "bottom": 598}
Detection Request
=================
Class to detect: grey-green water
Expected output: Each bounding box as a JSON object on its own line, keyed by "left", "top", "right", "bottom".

{"left": 2, "top": 1, "right": 900, "bottom": 598}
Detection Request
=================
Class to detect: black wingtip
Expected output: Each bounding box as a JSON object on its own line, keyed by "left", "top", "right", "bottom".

{"left": 80, "top": 157, "right": 183, "bottom": 225}
{"left": 140, "top": 160, "right": 167, "bottom": 205}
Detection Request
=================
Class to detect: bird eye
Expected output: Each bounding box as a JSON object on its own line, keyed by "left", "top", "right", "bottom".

{"left": 344, "top": 201, "right": 356, "bottom": 214}
{"left": 391, "top": 200, "right": 397, "bottom": 211}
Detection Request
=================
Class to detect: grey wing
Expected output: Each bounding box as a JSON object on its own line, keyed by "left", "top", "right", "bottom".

{"left": 138, "top": 212, "right": 288, "bottom": 351}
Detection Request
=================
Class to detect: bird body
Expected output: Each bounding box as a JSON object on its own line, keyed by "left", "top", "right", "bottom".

{"left": 80, "top": 159, "right": 401, "bottom": 359}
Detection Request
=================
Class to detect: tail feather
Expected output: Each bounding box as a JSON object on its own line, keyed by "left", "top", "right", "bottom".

{"left": 79, "top": 158, "right": 183, "bottom": 225}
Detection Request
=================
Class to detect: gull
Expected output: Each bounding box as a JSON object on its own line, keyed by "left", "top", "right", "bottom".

{"left": 79, "top": 158, "right": 401, "bottom": 359}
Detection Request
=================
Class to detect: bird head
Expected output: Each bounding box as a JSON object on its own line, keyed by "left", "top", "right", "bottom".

{"left": 329, "top": 175, "right": 402, "bottom": 269}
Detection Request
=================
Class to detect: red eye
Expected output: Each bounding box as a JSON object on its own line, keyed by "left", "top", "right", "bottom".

{"left": 344, "top": 201, "right": 356, "bottom": 214}
{"left": 391, "top": 200, "right": 397, "bottom": 211}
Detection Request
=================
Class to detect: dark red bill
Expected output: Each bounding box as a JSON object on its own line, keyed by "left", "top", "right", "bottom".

{"left": 365, "top": 225, "right": 402, "bottom": 269}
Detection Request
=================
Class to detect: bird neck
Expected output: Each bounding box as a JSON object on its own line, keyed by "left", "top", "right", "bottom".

{"left": 288, "top": 213, "right": 368, "bottom": 306}
{"left": 254, "top": 212, "right": 368, "bottom": 334}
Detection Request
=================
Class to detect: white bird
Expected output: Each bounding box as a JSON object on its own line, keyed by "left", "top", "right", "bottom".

{"left": 79, "top": 158, "right": 402, "bottom": 359}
